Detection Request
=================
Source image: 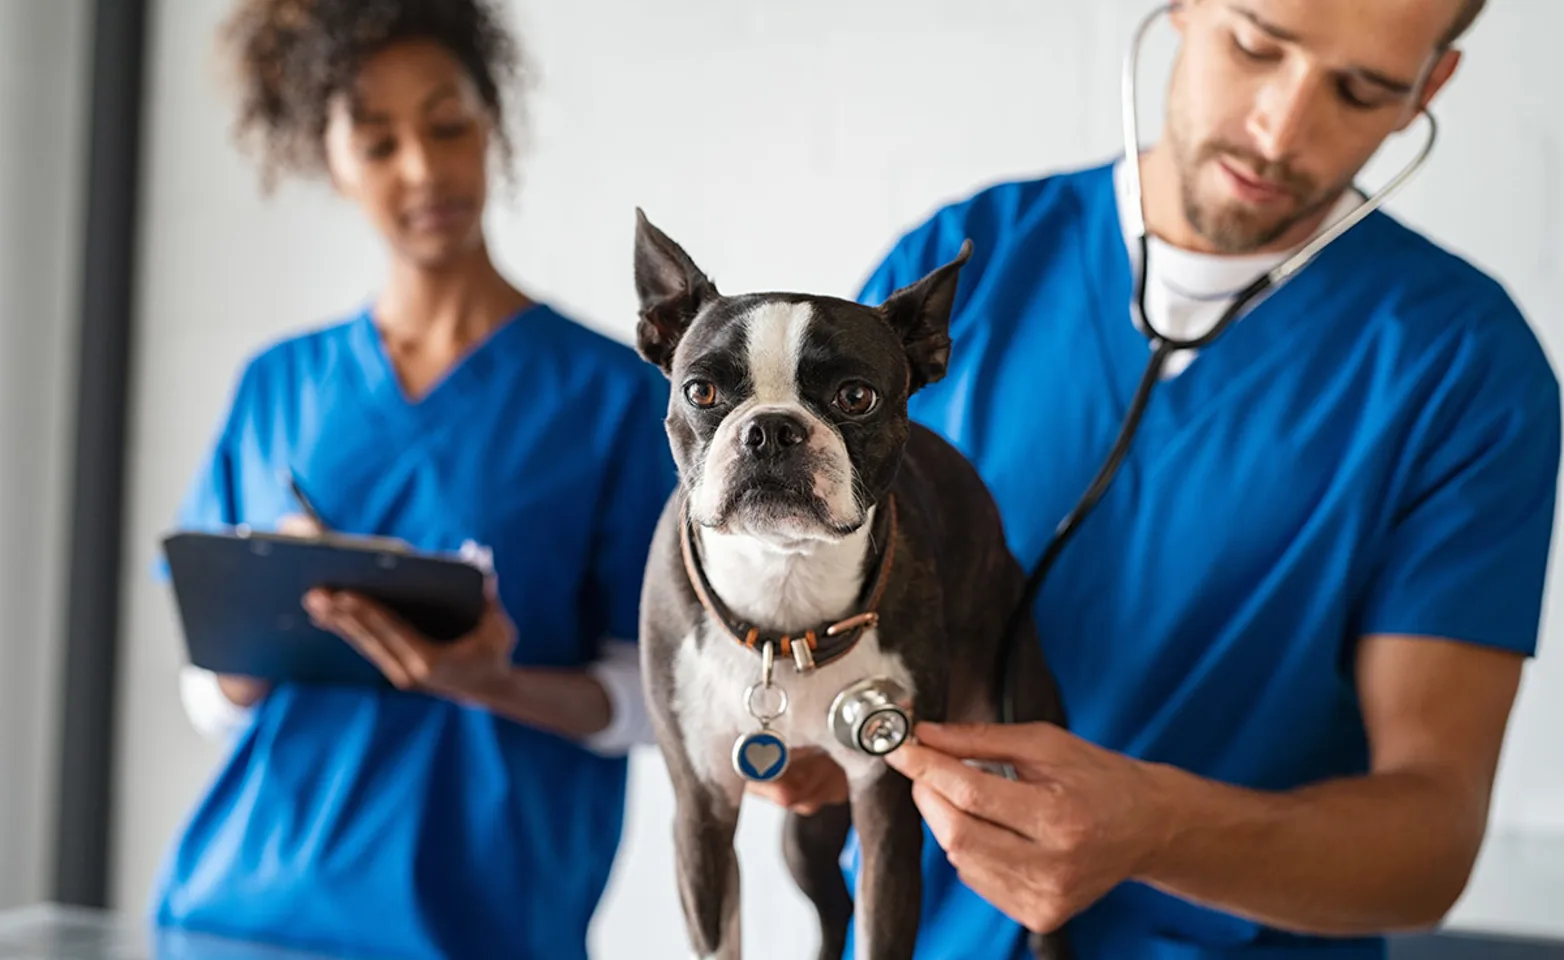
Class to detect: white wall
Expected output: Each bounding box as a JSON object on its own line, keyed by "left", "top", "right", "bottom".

{"left": 115, "top": 0, "right": 1564, "bottom": 955}
{"left": 0, "top": 0, "right": 90, "bottom": 913}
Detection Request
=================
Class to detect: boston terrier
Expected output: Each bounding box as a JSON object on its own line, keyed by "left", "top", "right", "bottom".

{"left": 631, "top": 210, "right": 1070, "bottom": 960}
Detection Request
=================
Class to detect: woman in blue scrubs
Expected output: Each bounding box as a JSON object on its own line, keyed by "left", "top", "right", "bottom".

{"left": 150, "top": 2, "right": 675, "bottom": 958}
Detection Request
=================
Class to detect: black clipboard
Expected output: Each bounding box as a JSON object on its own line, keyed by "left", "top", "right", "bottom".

{"left": 161, "top": 528, "right": 489, "bottom": 687}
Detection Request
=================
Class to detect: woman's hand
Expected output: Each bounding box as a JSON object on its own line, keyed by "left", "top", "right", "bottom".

{"left": 215, "top": 674, "right": 272, "bottom": 707}
{"left": 276, "top": 512, "right": 325, "bottom": 538}
{"left": 303, "top": 580, "right": 518, "bottom": 706}
{"left": 207, "top": 511, "right": 325, "bottom": 708}
{"left": 289, "top": 518, "right": 612, "bottom": 740}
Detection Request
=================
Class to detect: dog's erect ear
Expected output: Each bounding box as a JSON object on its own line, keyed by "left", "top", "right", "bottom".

{"left": 876, "top": 239, "right": 972, "bottom": 393}
{"left": 634, "top": 208, "right": 719, "bottom": 374}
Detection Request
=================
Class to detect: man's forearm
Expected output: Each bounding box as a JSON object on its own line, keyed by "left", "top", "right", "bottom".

{"left": 1135, "top": 762, "right": 1486, "bottom": 936}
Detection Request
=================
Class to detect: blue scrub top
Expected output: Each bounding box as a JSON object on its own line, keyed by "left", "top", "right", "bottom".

{"left": 841, "top": 161, "right": 1561, "bottom": 959}
{"left": 149, "top": 302, "right": 677, "bottom": 960}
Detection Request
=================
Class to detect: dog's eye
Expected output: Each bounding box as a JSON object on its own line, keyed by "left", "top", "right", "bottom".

{"left": 834, "top": 382, "right": 878, "bottom": 416}
{"left": 684, "top": 380, "right": 720, "bottom": 409}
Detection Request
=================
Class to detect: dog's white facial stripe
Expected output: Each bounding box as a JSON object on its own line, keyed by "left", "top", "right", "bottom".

{"left": 685, "top": 299, "right": 863, "bottom": 539}
{"left": 744, "top": 301, "right": 812, "bottom": 406}
{"left": 690, "top": 302, "right": 815, "bottom": 527}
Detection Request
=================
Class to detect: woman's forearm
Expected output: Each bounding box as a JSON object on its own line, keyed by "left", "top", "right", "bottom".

{"left": 471, "top": 667, "right": 615, "bottom": 740}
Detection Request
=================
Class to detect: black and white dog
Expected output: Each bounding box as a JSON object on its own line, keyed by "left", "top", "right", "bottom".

{"left": 631, "top": 210, "right": 1069, "bottom": 960}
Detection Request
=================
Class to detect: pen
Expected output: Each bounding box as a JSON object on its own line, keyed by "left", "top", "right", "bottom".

{"left": 286, "top": 470, "right": 330, "bottom": 533}
{"left": 282, "top": 469, "right": 411, "bottom": 553}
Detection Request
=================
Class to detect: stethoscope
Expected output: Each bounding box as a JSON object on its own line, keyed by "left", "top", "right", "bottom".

{"left": 990, "top": 2, "right": 1442, "bottom": 745}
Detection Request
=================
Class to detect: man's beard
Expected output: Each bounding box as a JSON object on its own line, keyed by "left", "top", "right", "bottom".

{"left": 1169, "top": 122, "right": 1335, "bottom": 254}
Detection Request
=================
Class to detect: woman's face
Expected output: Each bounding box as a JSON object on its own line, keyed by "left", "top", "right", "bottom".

{"left": 322, "top": 38, "right": 493, "bottom": 269}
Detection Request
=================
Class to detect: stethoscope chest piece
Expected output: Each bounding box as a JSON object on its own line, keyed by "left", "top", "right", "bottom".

{"left": 829, "top": 677, "right": 915, "bottom": 756}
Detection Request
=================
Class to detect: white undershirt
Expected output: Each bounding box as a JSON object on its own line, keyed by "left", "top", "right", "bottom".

{"left": 1112, "top": 158, "right": 1364, "bottom": 377}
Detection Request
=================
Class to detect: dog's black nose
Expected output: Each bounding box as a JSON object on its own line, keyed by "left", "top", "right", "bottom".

{"left": 741, "top": 412, "right": 807, "bottom": 455}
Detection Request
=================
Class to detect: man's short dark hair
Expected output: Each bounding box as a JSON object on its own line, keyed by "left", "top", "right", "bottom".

{"left": 1440, "top": 0, "right": 1488, "bottom": 48}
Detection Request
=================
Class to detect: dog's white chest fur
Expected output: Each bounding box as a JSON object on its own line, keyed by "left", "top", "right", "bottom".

{"left": 671, "top": 506, "right": 911, "bottom": 790}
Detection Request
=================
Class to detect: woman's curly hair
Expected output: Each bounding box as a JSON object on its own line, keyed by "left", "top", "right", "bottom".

{"left": 219, "top": 0, "right": 527, "bottom": 190}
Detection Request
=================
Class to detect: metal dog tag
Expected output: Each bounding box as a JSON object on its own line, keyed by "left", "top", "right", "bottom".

{"left": 733, "top": 641, "right": 790, "bottom": 783}
{"left": 732, "top": 727, "right": 789, "bottom": 783}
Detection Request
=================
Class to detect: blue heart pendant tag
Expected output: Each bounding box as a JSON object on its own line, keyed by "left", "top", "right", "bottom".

{"left": 732, "top": 730, "right": 790, "bottom": 783}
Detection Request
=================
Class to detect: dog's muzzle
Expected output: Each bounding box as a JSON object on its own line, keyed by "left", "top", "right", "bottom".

{"left": 828, "top": 677, "right": 914, "bottom": 756}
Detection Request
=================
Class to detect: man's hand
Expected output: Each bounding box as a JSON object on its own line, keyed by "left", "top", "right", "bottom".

{"left": 884, "top": 635, "right": 1525, "bottom": 939}
{"left": 884, "top": 721, "right": 1168, "bottom": 934}
{"left": 746, "top": 749, "right": 851, "bottom": 814}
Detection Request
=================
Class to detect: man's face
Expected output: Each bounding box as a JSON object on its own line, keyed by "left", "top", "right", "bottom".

{"left": 1164, "top": 0, "right": 1463, "bottom": 253}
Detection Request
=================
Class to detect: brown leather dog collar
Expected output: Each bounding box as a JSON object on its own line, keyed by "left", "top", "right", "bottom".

{"left": 679, "top": 495, "right": 897, "bottom": 673}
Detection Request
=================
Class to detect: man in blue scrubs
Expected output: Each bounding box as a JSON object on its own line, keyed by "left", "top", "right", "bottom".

{"left": 759, "top": 1, "right": 1560, "bottom": 957}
